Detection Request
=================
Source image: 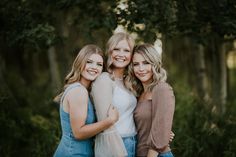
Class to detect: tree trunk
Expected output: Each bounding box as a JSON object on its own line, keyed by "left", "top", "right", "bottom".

{"left": 48, "top": 46, "right": 61, "bottom": 93}
{"left": 210, "top": 37, "right": 227, "bottom": 115}
{"left": 194, "top": 44, "right": 209, "bottom": 101}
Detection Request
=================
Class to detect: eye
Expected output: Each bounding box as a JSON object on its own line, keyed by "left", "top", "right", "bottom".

{"left": 143, "top": 61, "right": 150, "bottom": 64}
{"left": 113, "top": 48, "right": 119, "bottom": 51}
{"left": 87, "top": 60, "right": 93, "bottom": 64}
{"left": 124, "top": 49, "right": 130, "bottom": 53}
{"left": 97, "top": 63, "right": 103, "bottom": 67}
{"left": 133, "top": 63, "right": 139, "bottom": 66}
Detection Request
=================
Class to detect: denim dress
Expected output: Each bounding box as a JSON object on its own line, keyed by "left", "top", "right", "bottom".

{"left": 54, "top": 83, "right": 96, "bottom": 157}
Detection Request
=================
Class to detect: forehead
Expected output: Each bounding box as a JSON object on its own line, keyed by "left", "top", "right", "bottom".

{"left": 132, "top": 53, "right": 145, "bottom": 61}
{"left": 115, "top": 39, "right": 130, "bottom": 49}
{"left": 88, "top": 54, "right": 103, "bottom": 62}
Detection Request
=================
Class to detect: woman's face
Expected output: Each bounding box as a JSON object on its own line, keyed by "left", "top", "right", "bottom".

{"left": 81, "top": 54, "right": 103, "bottom": 82}
{"left": 132, "top": 53, "right": 153, "bottom": 85}
{"left": 111, "top": 39, "right": 132, "bottom": 69}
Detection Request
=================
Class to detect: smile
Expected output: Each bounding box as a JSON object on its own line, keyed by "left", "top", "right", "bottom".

{"left": 87, "top": 70, "right": 97, "bottom": 75}
{"left": 114, "top": 57, "right": 126, "bottom": 62}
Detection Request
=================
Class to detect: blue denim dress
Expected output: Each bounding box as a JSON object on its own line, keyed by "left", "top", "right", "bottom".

{"left": 54, "top": 83, "right": 96, "bottom": 157}
{"left": 158, "top": 151, "right": 174, "bottom": 157}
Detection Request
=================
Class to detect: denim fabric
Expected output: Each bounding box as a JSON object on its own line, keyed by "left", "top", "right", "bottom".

{"left": 122, "top": 135, "right": 137, "bottom": 157}
{"left": 158, "top": 151, "right": 174, "bottom": 157}
{"left": 54, "top": 83, "right": 96, "bottom": 157}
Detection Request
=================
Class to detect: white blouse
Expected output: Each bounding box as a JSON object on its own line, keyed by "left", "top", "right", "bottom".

{"left": 112, "top": 84, "right": 137, "bottom": 137}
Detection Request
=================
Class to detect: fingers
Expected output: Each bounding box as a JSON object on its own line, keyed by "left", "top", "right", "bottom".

{"left": 169, "top": 131, "right": 175, "bottom": 142}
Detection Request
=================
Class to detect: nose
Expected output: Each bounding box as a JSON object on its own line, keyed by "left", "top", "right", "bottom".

{"left": 91, "top": 62, "right": 98, "bottom": 69}
{"left": 139, "top": 64, "right": 145, "bottom": 71}
{"left": 118, "top": 50, "right": 126, "bottom": 56}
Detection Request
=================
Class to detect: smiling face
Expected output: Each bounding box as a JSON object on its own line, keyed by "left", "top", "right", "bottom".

{"left": 111, "top": 39, "right": 132, "bottom": 69}
{"left": 80, "top": 53, "right": 103, "bottom": 83}
{"left": 132, "top": 53, "right": 153, "bottom": 85}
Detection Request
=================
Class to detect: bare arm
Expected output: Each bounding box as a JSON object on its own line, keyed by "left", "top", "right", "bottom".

{"left": 67, "top": 86, "right": 118, "bottom": 140}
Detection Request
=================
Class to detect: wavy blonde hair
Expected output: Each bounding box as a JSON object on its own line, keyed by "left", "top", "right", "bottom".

{"left": 126, "top": 43, "right": 167, "bottom": 97}
{"left": 106, "top": 32, "right": 135, "bottom": 78}
{"left": 54, "top": 44, "right": 104, "bottom": 102}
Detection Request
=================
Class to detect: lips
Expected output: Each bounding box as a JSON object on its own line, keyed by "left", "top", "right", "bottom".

{"left": 114, "top": 56, "right": 126, "bottom": 62}
{"left": 137, "top": 73, "right": 147, "bottom": 77}
{"left": 87, "top": 70, "right": 98, "bottom": 76}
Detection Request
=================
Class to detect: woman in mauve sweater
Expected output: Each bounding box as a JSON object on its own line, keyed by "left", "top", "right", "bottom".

{"left": 126, "top": 43, "right": 175, "bottom": 157}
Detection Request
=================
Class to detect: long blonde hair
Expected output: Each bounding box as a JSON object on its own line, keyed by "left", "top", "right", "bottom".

{"left": 106, "top": 32, "right": 135, "bottom": 76}
{"left": 54, "top": 44, "right": 104, "bottom": 102}
{"left": 126, "top": 43, "right": 167, "bottom": 97}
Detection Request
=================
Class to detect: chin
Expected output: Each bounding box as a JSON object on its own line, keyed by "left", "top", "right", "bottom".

{"left": 86, "top": 76, "right": 97, "bottom": 81}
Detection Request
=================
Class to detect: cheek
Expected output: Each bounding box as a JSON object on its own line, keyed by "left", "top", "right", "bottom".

{"left": 133, "top": 67, "right": 139, "bottom": 75}
{"left": 111, "top": 51, "right": 117, "bottom": 57}
{"left": 127, "top": 53, "right": 132, "bottom": 60}
{"left": 98, "top": 66, "right": 103, "bottom": 73}
{"left": 147, "top": 65, "right": 152, "bottom": 72}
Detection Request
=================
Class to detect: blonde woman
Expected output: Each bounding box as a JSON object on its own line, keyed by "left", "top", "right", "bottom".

{"left": 91, "top": 33, "right": 137, "bottom": 157}
{"left": 127, "top": 43, "right": 175, "bottom": 157}
{"left": 54, "top": 44, "right": 119, "bottom": 157}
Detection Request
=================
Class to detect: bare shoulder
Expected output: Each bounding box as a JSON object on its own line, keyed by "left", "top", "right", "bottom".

{"left": 66, "top": 85, "right": 88, "bottom": 101}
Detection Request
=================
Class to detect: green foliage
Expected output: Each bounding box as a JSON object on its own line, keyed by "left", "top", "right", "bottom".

{"left": 118, "top": 0, "right": 236, "bottom": 41}
{"left": 171, "top": 82, "right": 236, "bottom": 156}
{"left": 118, "top": 0, "right": 176, "bottom": 42}
{"left": 176, "top": 0, "right": 236, "bottom": 39}
{"left": 0, "top": 84, "right": 60, "bottom": 157}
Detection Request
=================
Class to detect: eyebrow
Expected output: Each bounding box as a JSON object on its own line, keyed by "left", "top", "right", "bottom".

{"left": 88, "top": 59, "right": 103, "bottom": 63}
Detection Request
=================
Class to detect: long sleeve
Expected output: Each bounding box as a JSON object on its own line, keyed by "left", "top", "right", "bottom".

{"left": 91, "top": 72, "right": 127, "bottom": 157}
{"left": 147, "top": 82, "right": 175, "bottom": 152}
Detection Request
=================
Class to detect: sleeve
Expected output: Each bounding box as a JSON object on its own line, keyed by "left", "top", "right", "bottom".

{"left": 147, "top": 82, "right": 175, "bottom": 152}
{"left": 90, "top": 72, "right": 127, "bottom": 157}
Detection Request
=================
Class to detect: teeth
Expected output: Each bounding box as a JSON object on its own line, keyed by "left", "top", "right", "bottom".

{"left": 88, "top": 71, "right": 97, "bottom": 75}
{"left": 138, "top": 73, "right": 146, "bottom": 77}
{"left": 115, "top": 58, "right": 125, "bottom": 62}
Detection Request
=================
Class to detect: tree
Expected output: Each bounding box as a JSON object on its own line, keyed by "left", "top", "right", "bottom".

{"left": 118, "top": 0, "right": 236, "bottom": 114}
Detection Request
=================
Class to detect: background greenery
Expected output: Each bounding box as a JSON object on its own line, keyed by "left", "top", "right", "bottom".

{"left": 0, "top": 0, "right": 236, "bottom": 156}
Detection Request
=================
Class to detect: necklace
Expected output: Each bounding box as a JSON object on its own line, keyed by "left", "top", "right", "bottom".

{"left": 115, "top": 77, "right": 123, "bottom": 81}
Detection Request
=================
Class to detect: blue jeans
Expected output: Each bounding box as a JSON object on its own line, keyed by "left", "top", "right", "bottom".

{"left": 158, "top": 151, "right": 174, "bottom": 157}
{"left": 122, "top": 135, "right": 137, "bottom": 157}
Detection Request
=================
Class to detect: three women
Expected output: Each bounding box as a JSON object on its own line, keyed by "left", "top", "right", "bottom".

{"left": 54, "top": 33, "right": 175, "bottom": 157}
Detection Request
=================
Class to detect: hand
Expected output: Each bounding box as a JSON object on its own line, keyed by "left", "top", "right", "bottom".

{"left": 169, "top": 131, "right": 175, "bottom": 143}
{"left": 147, "top": 149, "right": 158, "bottom": 157}
{"left": 107, "top": 105, "right": 119, "bottom": 124}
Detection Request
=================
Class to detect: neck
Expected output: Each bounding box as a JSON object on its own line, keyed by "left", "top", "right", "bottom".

{"left": 142, "top": 83, "right": 149, "bottom": 92}
{"left": 113, "top": 68, "right": 125, "bottom": 80}
{"left": 79, "top": 79, "right": 91, "bottom": 89}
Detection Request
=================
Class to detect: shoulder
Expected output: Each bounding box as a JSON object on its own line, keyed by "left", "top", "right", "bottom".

{"left": 98, "top": 72, "right": 111, "bottom": 80}
{"left": 67, "top": 84, "right": 88, "bottom": 100}
{"left": 93, "top": 72, "right": 113, "bottom": 84}
{"left": 152, "top": 82, "right": 173, "bottom": 94}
